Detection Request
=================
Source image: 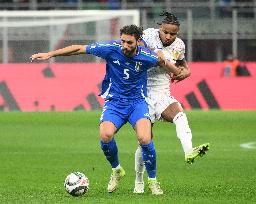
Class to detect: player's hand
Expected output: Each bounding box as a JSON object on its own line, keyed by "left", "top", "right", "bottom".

{"left": 30, "top": 53, "right": 51, "bottom": 62}
{"left": 171, "top": 67, "right": 191, "bottom": 83}
{"left": 157, "top": 50, "right": 168, "bottom": 66}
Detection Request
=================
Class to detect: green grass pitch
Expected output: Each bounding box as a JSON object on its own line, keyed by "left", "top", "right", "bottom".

{"left": 0, "top": 111, "right": 256, "bottom": 204}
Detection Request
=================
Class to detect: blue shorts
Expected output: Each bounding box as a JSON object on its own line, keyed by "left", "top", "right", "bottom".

{"left": 100, "top": 98, "right": 151, "bottom": 130}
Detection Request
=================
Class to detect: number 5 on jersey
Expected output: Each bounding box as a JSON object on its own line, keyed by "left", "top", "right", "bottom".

{"left": 123, "top": 69, "right": 129, "bottom": 79}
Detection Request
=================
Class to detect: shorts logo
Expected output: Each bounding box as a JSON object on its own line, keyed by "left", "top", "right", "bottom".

{"left": 144, "top": 113, "right": 150, "bottom": 117}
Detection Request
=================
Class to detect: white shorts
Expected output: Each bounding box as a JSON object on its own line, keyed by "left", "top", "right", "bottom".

{"left": 146, "top": 93, "right": 180, "bottom": 123}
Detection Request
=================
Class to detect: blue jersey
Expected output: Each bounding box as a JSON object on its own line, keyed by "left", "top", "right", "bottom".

{"left": 86, "top": 40, "right": 158, "bottom": 100}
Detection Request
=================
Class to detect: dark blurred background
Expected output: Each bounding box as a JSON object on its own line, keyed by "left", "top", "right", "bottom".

{"left": 0, "top": 0, "right": 256, "bottom": 63}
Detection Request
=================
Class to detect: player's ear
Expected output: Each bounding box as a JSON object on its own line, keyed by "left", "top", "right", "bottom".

{"left": 177, "top": 27, "right": 180, "bottom": 34}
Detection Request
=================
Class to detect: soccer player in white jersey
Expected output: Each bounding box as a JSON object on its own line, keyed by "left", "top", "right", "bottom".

{"left": 133, "top": 12, "right": 210, "bottom": 194}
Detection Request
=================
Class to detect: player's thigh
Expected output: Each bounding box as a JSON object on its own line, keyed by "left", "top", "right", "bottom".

{"left": 129, "top": 100, "right": 152, "bottom": 144}
{"left": 145, "top": 97, "right": 157, "bottom": 123}
{"left": 129, "top": 99, "right": 151, "bottom": 128}
{"left": 100, "top": 100, "right": 126, "bottom": 138}
{"left": 135, "top": 118, "right": 152, "bottom": 144}
{"left": 153, "top": 95, "right": 179, "bottom": 122}
{"left": 161, "top": 102, "right": 183, "bottom": 122}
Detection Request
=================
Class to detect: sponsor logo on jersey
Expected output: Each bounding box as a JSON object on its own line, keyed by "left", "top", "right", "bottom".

{"left": 91, "top": 43, "right": 97, "bottom": 48}
{"left": 113, "top": 60, "right": 121, "bottom": 66}
{"left": 172, "top": 50, "right": 181, "bottom": 60}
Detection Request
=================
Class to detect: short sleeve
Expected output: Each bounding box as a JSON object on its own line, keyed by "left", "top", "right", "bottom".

{"left": 143, "top": 48, "right": 159, "bottom": 68}
{"left": 86, "top": 42, "right": 113, "bottom": 59}
{"left": 175, "top": 40, "right": 186, "bottom": 60}
{"left": 142, "top": 28, "right": 156, "bottom": 48}
{"left": 151, "top": 50, "right": 159, "bottom": 65}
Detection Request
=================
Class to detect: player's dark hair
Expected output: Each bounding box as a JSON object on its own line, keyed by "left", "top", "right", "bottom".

{"left": 120, "top": 25, "right": 143, "bottom": 41}
{"left": 158, "top": 11, "right": 180, "bottom": 27}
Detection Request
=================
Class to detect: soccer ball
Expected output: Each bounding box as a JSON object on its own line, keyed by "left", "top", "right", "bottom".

{"left": 64, "top": 172, "right": 89, "bottom": 196}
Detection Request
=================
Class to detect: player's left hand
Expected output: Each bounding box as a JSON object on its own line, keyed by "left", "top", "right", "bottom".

{"left": 30, "top": 53, "right": 51, "bottom": 62}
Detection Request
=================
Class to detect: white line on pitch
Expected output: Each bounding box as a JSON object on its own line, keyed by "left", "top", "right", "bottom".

{"left": 240, "top": 142, "right": 256, "bottom": 149}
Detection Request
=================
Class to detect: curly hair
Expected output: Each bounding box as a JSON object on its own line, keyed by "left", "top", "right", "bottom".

{"left": 158, "top": 11, "right": 180, "bottom": 26}
{"left": 120, "top": 25, "right": 143, "bottom": 41}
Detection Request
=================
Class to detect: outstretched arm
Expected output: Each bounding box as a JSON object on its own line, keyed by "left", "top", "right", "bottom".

{"left": 30, "top": 45, "right": 87, "bottom": 61}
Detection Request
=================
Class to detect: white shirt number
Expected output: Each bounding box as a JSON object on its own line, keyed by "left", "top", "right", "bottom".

{"left": 123, "top": 69, "right": 129, "bottom": 79}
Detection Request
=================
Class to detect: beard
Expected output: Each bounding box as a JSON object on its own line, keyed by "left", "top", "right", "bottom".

{"left": 122, "top": 47, "right": 137, "bottom": 57}
{"left": 163, "top": 42, "right": 171, "bottom": 47}
{"left": 162, "top": 40, "right": 173, "bottom": 47}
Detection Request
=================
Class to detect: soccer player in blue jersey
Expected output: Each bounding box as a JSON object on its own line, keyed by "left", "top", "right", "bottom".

{"left": 30, "top": 25, "right": 183, "bottom": 195}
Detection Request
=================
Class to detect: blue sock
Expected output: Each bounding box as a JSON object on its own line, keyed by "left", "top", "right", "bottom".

{"left": 140, "top": 141, "right": 156, "bottom": 178}
{"left": 100, "top": 139, "right": 119, "bottom": 168}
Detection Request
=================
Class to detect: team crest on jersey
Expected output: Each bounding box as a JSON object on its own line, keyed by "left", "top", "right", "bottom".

{"left": 135, "top": 62, "right": 142, "bottom": 72}
{"left": 171, "top": 50, "right": 180, "bottom": 60}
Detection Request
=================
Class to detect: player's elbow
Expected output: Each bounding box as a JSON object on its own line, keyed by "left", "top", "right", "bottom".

{"left": 71, "top": 45, "right": 86, "bottom": 54}
{"left": 187, "top": 68, "right": 192, "bottom": 77}
{"left": 158, "top": 60, "right": 166, "bottom": 68}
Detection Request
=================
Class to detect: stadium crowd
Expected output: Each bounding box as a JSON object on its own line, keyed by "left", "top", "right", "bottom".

{"left": 1, "top": 0, "right": 255, "bottom": 11}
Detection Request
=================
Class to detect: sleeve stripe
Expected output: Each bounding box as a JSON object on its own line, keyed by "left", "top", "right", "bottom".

{"left": 141, "top": 52, "right": 158, "bottom": 60}
{"left": 141, "top": 39, "right": 148, "bottom": 47}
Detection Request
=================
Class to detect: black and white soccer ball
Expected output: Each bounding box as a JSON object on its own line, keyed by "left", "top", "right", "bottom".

{"left": 64, "top": 172, "right": 89, "bottom": 196}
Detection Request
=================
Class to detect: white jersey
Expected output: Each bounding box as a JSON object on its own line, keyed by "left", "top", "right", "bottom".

{"left": 142, "top": 28, "right": 186, "bottom": 95}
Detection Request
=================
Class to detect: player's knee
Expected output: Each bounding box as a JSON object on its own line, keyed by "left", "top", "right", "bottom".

{"left": 138, "top": 136, "right": 151, "bottom": 145}
{"left": 100, "top": 129, "right": 114, "bottom": 142}
{"left": 99, "top": 122, "right": 116, "bottom": 142}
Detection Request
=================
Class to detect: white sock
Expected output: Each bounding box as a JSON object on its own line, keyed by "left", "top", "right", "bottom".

{"left": 148, "top": 177, "right": 156, "bottom": 181}
{"left": 112, "top": 164, "right": 121, "bottom": 171}
{"left": 135, "top": 146, "right": 145, "bottom": 182}
{"left": 173, "top": 112, "right": 193, "bottom": 154}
